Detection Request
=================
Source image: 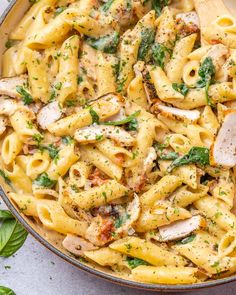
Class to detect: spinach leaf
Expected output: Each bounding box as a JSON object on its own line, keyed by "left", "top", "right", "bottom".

{"left": 176, "top": 234, "right": 196, "bottom": 245}
{"left": 0, "top": 210, "right": 13, "bottom": 220}
{"left": 126, "top": 257, "right": 149, "bottom": 269}
{"left": 0, "top": 170, "right": 11, "bottom": 186}
{"left": 33, "top": 173, "right": 56, "bottom": 188}
{"left": 152, "top": 43, "right": 171, "bottom": 69}
{"left": 172, "top": 83, "right": 189, "bottom": 96}
{"left": 152, "top": 0, "right": 169, "bottom": 16}
{"left": 159, "top": 152, "right": 179, "bottom": 161}
{"left": 32, "top": 133, "right": 44, "bottom": 146}
{"left": 39, "top": 144, "right": 59, "bottom": 160}
{"left": 101, "top": 0, "right": 114, "bottom": 12}
{"left": 89, "top": 107, "right": 100, "bottom": 124}
{"left": 62, "top": 136, "right": 74, "bottom": 145}
{"left": 54, "top": 6, "right": 67, "bottom": 17}
{"left": 196, "top": 57, "right": 215, "bottom": 106}
{"left": 0, "top": 286, "right": 16, "bottom": 295}
{"left": 16, "top": 86, "right": 33, "bottom": 105}
{"left": 125, "top": 118, "right": 138, "bottom": 131}
{"left": 114, "top": 213, "right": 131, "bottom": 228}
{"left": 103, "top": 111, "right": 141, "bottom": 126}
{"left": 86, "top": 32, "right": 120, "bottom": 54}
{"left": 167, "top": 147, "right": 210, "bottom": 172}
{"left": 138, "top": 28, "right": 155, "bottom": 61}
{"left": 0, "top": 219, "right": 28, "bottom": 257}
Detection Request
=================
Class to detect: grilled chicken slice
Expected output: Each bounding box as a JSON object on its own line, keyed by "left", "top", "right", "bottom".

{"left": 157, "top": 104, "right": 200, "bottom": 122}
{"left": 75, "top": 125, "right": 135, "bottom": 146}
{"left": 0, "top": 98, "right": 18, "bottom": 116}
{"left": 211, "top": 111, "right": 236, "bottom": 167}
{"left": 158, "top": 215, "right": 205, "bottom": 242}
{"left": 62, "top": 234, "right": 98, "bottom": 256}
{"left": 0, "top": 116, "right": 7, "bottom": 136}
{"left": 37, "top": 101, "right": 62, "bottom": 130}
{"left": 0, "top": 76, "right": 27, "bottom": 99}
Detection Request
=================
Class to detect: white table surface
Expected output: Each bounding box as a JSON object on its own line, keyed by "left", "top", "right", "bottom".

{"left": 1, "top": 1, "right": 236, "bottom": 294}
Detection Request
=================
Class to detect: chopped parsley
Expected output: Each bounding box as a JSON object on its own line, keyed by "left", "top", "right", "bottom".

{"left": 152, "top": 43, "right": 172, "bottom": 69}
{"left": 114, "top": 213, "right": 131, "bottom": 228}
{"left": 39, "top": 144, "right": 59, "bottom": 160}
{"left": 16, "top": 86, "right": 33, "bottom": 105}
{"left": 33, "top": 173, "right": 56, "bottom": 188}
{"left": 152, "top": 0, "right": 170, "bottom": 16}
{"left": 32, "top": 134, "right": 44, "bottom": 145}
{"left": 54, "top": 6, "right": 67, "bottom": 17}
{"left": 101, "top": 0, "right": 114, "bottom": 12}
{"left": 62, "top": 136, "right": 74, "bottom": 145}
{"left": 5, "top": 39, "right": 17, "bottom": 49}
{"left": 159, "top": 151, "right": 179, "bottom": 161}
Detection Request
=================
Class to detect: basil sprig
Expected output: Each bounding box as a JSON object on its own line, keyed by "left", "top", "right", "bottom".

{"left": 0, "top": 210, "right": 28, "bottom": 257}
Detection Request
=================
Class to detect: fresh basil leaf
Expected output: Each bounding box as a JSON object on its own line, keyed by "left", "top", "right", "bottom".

{"left": 126, "top": 257, "right": 149, "bottom": 269}
{"left": 172, "top": 83, "right": 189, "bottom": 96}
{"left": 138, "top": 28, "right": 155, "bottom": 61}
{"left": 16, "top": 86, "right": 33, "bottom": 105}
{"left": 0, "top": 210, "right": 13, "bottom": 220}
{"left": 167, "top": 147, "right": 209, "bottom": 172}
{"left": 159, "top": 152, "right": 179, "bottom": 160}
{"left": 0, "top": 286, "right": 16, "bottom": 295}
{"left": 101, "top": 0, "right": 114, "bottom": 12}
{"left": 86, "top": 32, "right": 120, "bottom": 54}
{"left": 89, "top": 107, "right": 100, "bottom": 124}
{"left": 152, "top": 43, "right": 172, "bottom": 69}
{"left": 33, "top": 173, "right": 56, "bottom": 188}
{"left": 176, "top": 234, "right": 196, "bottom": 245}
{"left": 0, "top": 219, "right": 28, "bottom": 257}
{"left": 0, "top": 169, "right": 11, "bottom": 186}
{"left": 103, "top": 111, "right": 141, "bottom": 126}
{"left": 152, "top": 0, "right": 169, "bottom": 16}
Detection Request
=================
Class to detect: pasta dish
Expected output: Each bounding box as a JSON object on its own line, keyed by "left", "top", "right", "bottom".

{"left": 1, "top": 0, "right": 236, "bottom": 285}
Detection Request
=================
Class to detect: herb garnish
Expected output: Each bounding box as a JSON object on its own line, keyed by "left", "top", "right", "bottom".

{"left": 126, "top": 257, "right": 149, "bottom": 269}
{"left": 138, "top": 28, "right": 155, "bottom": 61}
{"left": 0, "top": 169, "right": 11, "bottom": 186}
{"left": 172, "top": 83, "right": 189, "bottom": 96}
{"left": 62, "top": 136, "right": 74, "bottom": 145}
{"left": 114, "top": 213, "right": 131, "bottom": 228}
{"left": 152, "top": 0, "right": 170, "bottom": 16}
{"left": 16, "top": 86, "right": 33, "bottom": 105}
{"left": 33, "top": 173, "right": 56, "bottom": 188}
{"left": 101, "top": 0, "right": 114, "bottom": 12}
{"left": 196, "top": 57, "right": 215, "bottom": 106}
{"left": 167, "top": 147, "right": 209, "bottom": 172}
{"left": 86, "top": 32, "right": 120, "bottom": 54}
{"left": 159, "top": 152, "right": 179, "bottom": 161}
{"left": 0, "top": 210, "right": 28, "bottom": 257}
{"left": 54, "top": 6, "right": 67, "bottom": 17}
{"left": 89, "top": 107, "right": 100, "bottom": 124}
{"left": 39, "top": 144, "right": 59, "bottom": 160}
{"left": 103, "top": 111, "right": 140, "bottom": 126}
{"left": 0, "top": 286, "right": 16, "bottom": 294}
{"left": 176, "top": 234, "right": 196, "bottom": 245}
{"left": 152, "top": 43, "right": 172, "bottom": 69}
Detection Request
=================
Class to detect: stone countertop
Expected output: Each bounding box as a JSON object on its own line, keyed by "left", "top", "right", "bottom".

{"left": 0, "top": 1, "right": 236, "bottom": 294}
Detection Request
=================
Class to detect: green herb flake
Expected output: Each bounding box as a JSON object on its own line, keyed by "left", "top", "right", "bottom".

{"left": 126, "top": 257, "right": 149, "bottom": 269}
{"left": 5, "top": 39, "right": 16, "bottom": 49}
{"left": 101, "top": 0, "right": 114, "bottom": 12}
{"left": 152, "top": 43, "right": 172, "bottom": 69}
{"left": 152, "top": 0, "right": 170, "bottom": 16}
{"left": 54, "top": 6, "right": 67, "bottom": 17}
{"left": 16, "top": 86, "right": 33, "bottom": 105}
{"left": 62, "top": 136, "right": 74, "bottom": 145}
{"left": 33, "top": 173, "right": 56, "bottom": 188}
{"left": 114, "top": 213, "right": 131, "bottom": 229}
{"left": 159, "top": 152, "right": 179, "bottom": 161}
